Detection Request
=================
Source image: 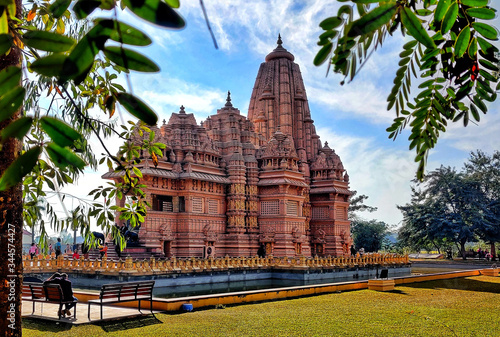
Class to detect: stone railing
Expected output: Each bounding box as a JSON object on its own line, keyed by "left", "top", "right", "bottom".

{"left": 22, "top": 253, "right": 409, "bottom": 276}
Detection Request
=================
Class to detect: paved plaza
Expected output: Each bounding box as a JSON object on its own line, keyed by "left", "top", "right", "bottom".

{"left": 22, "top": 300, "right": 160, "bottom": 325}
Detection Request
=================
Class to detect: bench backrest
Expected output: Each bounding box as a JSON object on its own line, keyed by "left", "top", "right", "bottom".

{"left": 23, "top": 282, "right": 45, "bottom": 299}
{"left": 100, "top": 281, "right": 155, "bottom": 300}
{"left": 43, "top": 284, "right": 64, "bottom": 301}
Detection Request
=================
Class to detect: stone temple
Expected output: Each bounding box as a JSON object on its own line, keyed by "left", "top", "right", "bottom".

{"left": 103, "top": 36, "right": 352, "bottom": 258}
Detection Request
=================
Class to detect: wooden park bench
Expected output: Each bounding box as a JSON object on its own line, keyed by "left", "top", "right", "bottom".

{"left": 22, "top": 282, "right": 77, "bottom": 319}
{"left": 87, "top": 280, "right": 155, "bottom": 320}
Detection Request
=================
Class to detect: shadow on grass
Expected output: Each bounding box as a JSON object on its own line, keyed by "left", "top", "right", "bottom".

{"left": 403, "top": 277, "right": 500, "bottom": 294}
{"left": 98, "top": 315, "right": 162, "bottom": 332}
{"left": 387, "top": 289, "right": 409, "bottom": 295}
{"left": 22, "top": 318, "right": 73, "bottom": 333}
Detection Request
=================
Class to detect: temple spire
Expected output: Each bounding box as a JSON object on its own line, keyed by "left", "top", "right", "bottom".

{"left": 277, "top": 34, "right": 283, "bottom": 48}
{"left": 225, "top": 90, "right": 233, "bottom": 107}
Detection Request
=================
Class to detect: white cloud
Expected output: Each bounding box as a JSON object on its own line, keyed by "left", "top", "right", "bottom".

{"left": 308, "top": 83, "right": 393, "bottom": 124}
{"left": 441, "top": 107, "right": 500, "bottom": 154}
{"left": 317, "top": 127, "right": 417, "bottom": 226}
{"left": 138, "top": 77, "right": 226, "bottom": 121}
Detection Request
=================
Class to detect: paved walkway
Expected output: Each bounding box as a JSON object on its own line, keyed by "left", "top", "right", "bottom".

{"left": 22, "top": 300, "right": 160, "bottom": 325}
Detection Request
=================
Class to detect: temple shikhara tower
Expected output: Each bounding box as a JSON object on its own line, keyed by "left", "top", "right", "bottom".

{"left": 104, "top": 36, "right": 352, "bottom": 258}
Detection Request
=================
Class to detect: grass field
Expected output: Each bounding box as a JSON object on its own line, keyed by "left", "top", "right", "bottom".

{"left": 23, "top": 275, "right": 500, "bottom": 337}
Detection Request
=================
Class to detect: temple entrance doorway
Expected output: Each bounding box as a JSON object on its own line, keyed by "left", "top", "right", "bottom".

{"left": 163, "top": 241, "right": 172, "bottom": 258}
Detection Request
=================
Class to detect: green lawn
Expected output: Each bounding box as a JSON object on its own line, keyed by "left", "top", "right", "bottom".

{"left": 23, "top": 275, "right": 500, "bottom": 337}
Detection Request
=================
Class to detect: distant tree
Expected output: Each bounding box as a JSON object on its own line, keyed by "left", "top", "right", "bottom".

{"left": 351, "top": 219, "right": 389, "bottom": 252}
{"left": 464, "top": 150, "right": 500, "bottom": 260}
{"left": 315, "top": 1, "right": 499, "bottom": 180}
{"left": 348, "top": 191, "right": 389, "bottom": 252}
{"left": 397, "top": 187, "right": 453, "bottom": 254}
{"left": 399, "top": 166, "right": 487, "bottom": 259}
{"left": 348, "top": 190, "right": 377, "bottom": 220}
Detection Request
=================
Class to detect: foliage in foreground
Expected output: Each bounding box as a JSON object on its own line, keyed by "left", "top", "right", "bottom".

{"left": 1, "top": 0, "right": 181, "bottom": 249}
{"left": 22, "top": 276, "right": 500, "bottom": 337}
{"left": 316, "top": 0, "right": 500, "bottom": 180}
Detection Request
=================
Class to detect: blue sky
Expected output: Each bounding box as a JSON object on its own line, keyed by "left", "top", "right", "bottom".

{"left": 56, "top": 0, "right": 500, "bottom": 230}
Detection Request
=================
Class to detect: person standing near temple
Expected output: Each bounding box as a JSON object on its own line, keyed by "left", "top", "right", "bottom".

{"left": 29, "top": 243, "right": 37, "bottom": 259}
{"left": 54, "top": 238, "right": 62, "bottom": 258}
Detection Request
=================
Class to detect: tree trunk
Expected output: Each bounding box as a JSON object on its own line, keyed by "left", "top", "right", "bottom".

{"left": 0, "top": 1, "right": 24, "bottom": 335}
{"left": 491, "top": 242, "right": 496, "bottom": 261}
{"left": 460, "top": 239, "right": 467, "bottom": 260}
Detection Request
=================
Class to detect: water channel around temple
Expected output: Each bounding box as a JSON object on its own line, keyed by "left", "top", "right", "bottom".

{"left": 25, "top": 265, "right": 412, "bottom": 299}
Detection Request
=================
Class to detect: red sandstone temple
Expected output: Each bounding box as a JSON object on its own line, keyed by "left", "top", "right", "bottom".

{"left": 103, "top": 36, "right": 352, "bottom": 258}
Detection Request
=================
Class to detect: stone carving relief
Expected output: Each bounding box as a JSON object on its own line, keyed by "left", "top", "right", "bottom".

{"left": 159, "top": 223, "right": 174, "bottom": 241}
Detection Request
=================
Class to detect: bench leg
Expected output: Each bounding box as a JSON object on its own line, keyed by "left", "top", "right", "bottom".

{"left": 32, "top": 301, "right": 35, "bottom": 315}
{"left": 74, "top": 302, "right": 77, "bottom": 319}
{"left": 100, "top": 304, "right": 103, "bottom": 320}
{"left": 138, "top": 300, "right": 142, "bottom": 314}
{"left": 150, "top": 299, "right": 153, "bottom": 314}
{"left": 58, "top": 304, "right": 63, "bottom": 320}
{"left": 88, "top": 303, "right": 91, "bottom": 320}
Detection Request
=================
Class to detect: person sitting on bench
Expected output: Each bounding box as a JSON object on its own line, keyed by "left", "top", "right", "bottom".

{"left": 44, "top": 272, "right": 78, "bottom": 317}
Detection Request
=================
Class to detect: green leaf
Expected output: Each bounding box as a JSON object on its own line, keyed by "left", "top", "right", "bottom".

{"left": 0, "top": 116, "right": 33, "bottom": 143}
{"left": 400, "top": 8, "right": 436, "bottom": 49}
{"left": 133, "top": 166, "right": 143, "bottom": 178}
{"left": 454, "top": 26, "right": 470, "bottom": 58}
{"left": 319, "top": 17, "right": 343, "bottom": 30}
{"left": 476, "top": 36, "right": 499, "bottom": 54}
{"left": 95, "top": 19, "right": 152, "bottom": 46}
{"left": 103, "top": 46, "right": 159, "bottom": 72}
{"left": 0, "top": 33, "right": 12, "bottom": 55}
{"left": 30, "top": 53, "right": 68, "bottom": 78}
{"left": 0, "top": 87, "right": 25, "bottom": 123}
{"left": 473, "top": 95, "right": 487, "bottom": 113}
{"left": 46, "top": 143, "right": 86, "bottom": 170}
{"left": 347, "top": 3, "right": 398, "bottom": 37}
{"left": 165, "top": 0, "right": 180, "bottom": 8}
{"left": 22, "top": 30, "right": 75, "bottom": 52}
{"left": 472, "top": 22, "right": 498, "bottom": 41}
{"left": 470, "top": 104, "right": 480, "bottom": 122}
{"left": 400, "top": 49, "right": 413, "bottom": 58}
{"left": 49, "top": 0, "right": 71, "bottom": 18}
{"left": 403, "top": 40, "right": 418, "bottom": 50}
{"left": 40, "top": 116, "right": 82, "bottom": 147}
{"left": 314, "top": 43, "right": 333, "bottom": 66}
{"left": 468, "top": 37, "right": 478, "bottom": 58}
{"left": 123, "top": 0, "right": 185, "bottom": 29}
{"left": 435, "top": 0, "right": 451, "bottom": 23}
{"left": 0, "top": 146, "right": 42, "bottom": 191}
{"left": 415, "top": 9, "right": 433, "bottom": 16}
{"left": 441, "top": 2, "right": 458, "bottom": 35}
{"left": 421, "top": 48, "right": 440, "bottom": 62}
{"left": 0, "top": 66, "right": 21, "bottom": 96}
{"left": 479, "top": 59, "right": 499, "bottom": 72}
{"left": 73, "top": 0, "right": 101, "bottom": 19}
{"left": 116, "top": 92, "right": 158, "bottom": 126}
{"left": 466, "top": 8, "right": 496, "bottom": 20}
{"left": 60, "top": 34, "right": 100, "bottom": 83}
{"left": 461, "top": 0, "right": 489, "bottom": 6}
